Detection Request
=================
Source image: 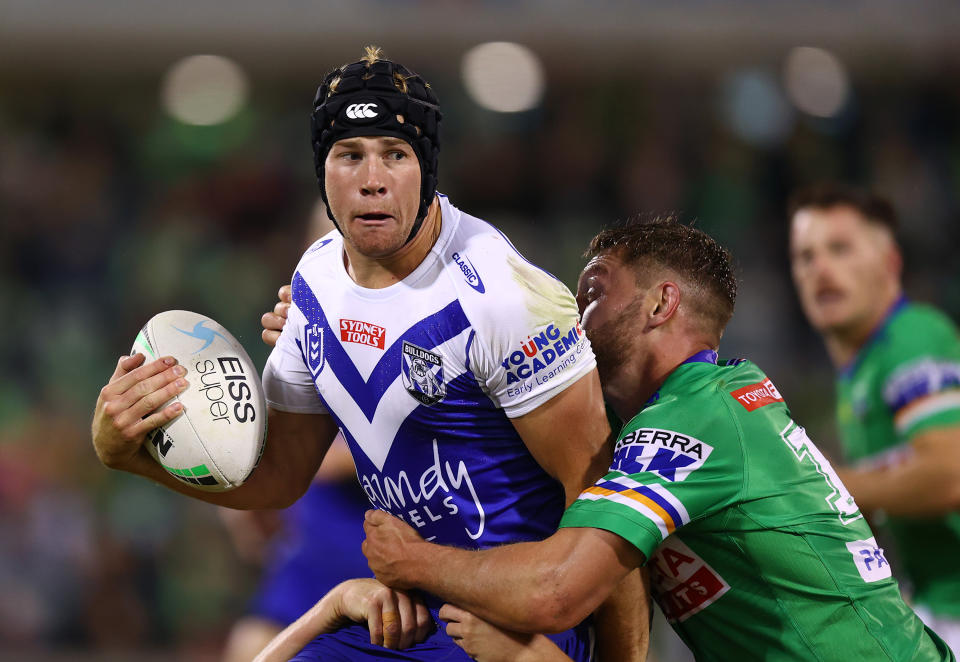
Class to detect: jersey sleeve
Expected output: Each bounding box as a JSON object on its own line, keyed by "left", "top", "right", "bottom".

{"left": 262, "top": 300, "right": 328, "bottom": 415}
{"left": 466, "top": 251, "right": 596, "bottom": 418}
{"left": 881, "top": 309, "right": 960, "bottom": 439}
{"left": 559, "top": 418, "right": 744, "bottom": 559}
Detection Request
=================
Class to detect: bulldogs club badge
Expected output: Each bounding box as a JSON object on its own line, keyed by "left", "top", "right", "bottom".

{"left": 401, "top": 341, "right": 446, "bottom": 405}
{"left": 304, "top": 323, "right": 325, "bottom": 376}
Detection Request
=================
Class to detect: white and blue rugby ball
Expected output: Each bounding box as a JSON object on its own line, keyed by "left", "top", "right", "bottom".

{"left": 131, "top": 310, "right": 266, "bottom": 492}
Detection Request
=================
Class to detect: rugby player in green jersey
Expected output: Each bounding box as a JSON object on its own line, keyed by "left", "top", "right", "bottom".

{"left": 363, "top": 218, "right": 954, "bottom": 661}
{"left": 789, "top": 183, "right": 960, "bottom": 654}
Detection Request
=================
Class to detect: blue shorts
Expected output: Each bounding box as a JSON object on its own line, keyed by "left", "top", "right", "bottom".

{"left": 251, "top": 480, "right": 372, "bottom": 626}
{"left": 290, "top": 616, "right": 595, "bottom": 661}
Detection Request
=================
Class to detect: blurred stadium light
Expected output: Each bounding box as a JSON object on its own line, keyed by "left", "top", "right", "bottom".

{"left": 161, "top": 55, "right": 249, "bottom": 126}
{"left": 461, "top": 42, "right": 545, "bottom": 113}
{"left": 2, "top": 1, "right": 960, "bottom": 75}
{"left": 721, "top": 69, "right": 794, "bottom": 147}
{"left": 783, "top": 47, "right": 850, "bottom": 118}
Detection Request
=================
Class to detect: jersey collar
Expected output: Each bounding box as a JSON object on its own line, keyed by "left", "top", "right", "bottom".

{"left": 838, "top": 295, "right": 909, "bottom": 378}
{"left": 682, "top": 349, "right": 718, "bottom": 366}
{"left": 642, "top": 350, "right": 718, "bottom": 411}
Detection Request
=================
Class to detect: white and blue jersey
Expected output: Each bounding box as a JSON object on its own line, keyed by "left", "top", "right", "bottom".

{"left": 263, "top": 195, "right": 597, "bottom": 660}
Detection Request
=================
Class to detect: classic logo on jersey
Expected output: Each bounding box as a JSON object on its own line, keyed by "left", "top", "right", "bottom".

{"left": 304, "top": 322, "right": 325, "bottom": 376}
{"left": 846, "top": 537, "right": 892, "bottom": 583}
{"left": 450, "top": 251, "right": 485, "bottom": 293}
{"left": 730, "top": 378, "right": 783, "bottom": 411}
{"left": 340, "top": 319, "right": 386, "bottom": 349}
{"left": 649, "top": 537, "right": 731, "bottom": 623}
{"left": 401, "top": 341, "right": 446, "bottom": 405}
{"left": 501, "top": 321, "right": 586, "bottom": 391}
{"left": 305, "top": 237, "right": 334, "bottom": 254}
{"left": 613, "top": 428, "right": 713, "bottom": 482}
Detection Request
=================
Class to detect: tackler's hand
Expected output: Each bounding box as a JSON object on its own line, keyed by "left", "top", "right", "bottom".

{"left": 440, "top": 604, "right": 567, "bottom": 662}
{"left": 261, "top": 284, "right": 292, "bottom": 348}
{"left": 362, "top": 509, "right": 429, "bottom": 590}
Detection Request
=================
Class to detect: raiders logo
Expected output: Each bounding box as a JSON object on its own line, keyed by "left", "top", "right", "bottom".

{"left": 401, "top": 341, "right": 446, "bottom": 406}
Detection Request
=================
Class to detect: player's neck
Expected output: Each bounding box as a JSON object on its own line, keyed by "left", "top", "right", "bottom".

{"left": 823, "top": 286, "right": 902, "bottom": 368}
{"left": 344, "top": 201, "right": 442, "bottom": 288}
{"left": 606, "top": 335, "right": 713, "bottom": 421}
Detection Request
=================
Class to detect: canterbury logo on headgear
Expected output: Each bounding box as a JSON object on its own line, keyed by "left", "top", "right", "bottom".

{"left": 345, "top": 103, "right": 379, "bottom": 119}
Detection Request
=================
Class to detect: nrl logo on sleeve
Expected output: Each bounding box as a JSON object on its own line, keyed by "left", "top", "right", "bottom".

{"left": 304, "top": 322, "right": 325, "bottom": 377}
{"left": 730, "top": 378, "right": 783, "bottom": 411}
{"left": 401, "top": 341, "right": 446, "bottom": 406}
{"left": 613, "top": 428, "right": 714, "bottom": 482}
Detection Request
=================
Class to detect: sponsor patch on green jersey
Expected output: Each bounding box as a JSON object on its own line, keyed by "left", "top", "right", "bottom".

{"left": 561, "top": 357, "right": 952, "bottom": 660}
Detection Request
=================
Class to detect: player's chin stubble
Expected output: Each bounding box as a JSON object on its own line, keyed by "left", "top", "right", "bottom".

{"left": 585, "top": 297, "right": 645, "bottom": 384}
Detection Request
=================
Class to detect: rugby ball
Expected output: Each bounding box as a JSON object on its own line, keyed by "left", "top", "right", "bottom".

{"left": 131, "top": 310, "right": 266, "bottom": 492}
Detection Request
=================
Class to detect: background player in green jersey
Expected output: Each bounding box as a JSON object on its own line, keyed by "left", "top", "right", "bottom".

{"left": 363, "top": 218, "right": 954, "bottom": 661}
{"left": 789, "top": 183, "right": 960, "bottom": 653}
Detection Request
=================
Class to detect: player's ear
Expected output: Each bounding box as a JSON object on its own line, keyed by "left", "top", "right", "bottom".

{"left": 887, "top": 243, "right": 903, "bottom": 280}
{"left": 648, "top": 281, "right": 681, "bottom": 329}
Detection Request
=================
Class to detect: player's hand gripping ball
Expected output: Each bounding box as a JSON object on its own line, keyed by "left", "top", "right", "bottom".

{"left": 131, "top": 310, "right": 266, "bottom": 491}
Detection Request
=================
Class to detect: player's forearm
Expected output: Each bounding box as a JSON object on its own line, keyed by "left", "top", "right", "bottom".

{"left": 512, "top": 635, "right": 576, "bottom": 662}
{"left": 407, "top": 539, "right": 593, "bottom": 634}
{"left": 125, "top": 439, "right": 313, "bottom": 510}
{"left": 840, "top": 425, "right": 960, "bottom": 516}
{"left": 840, "top": 459, "right": 960, "bottom": 516}
{"left": 593, "top": 567, "right": 650, "bottom": 662}
{"left": 253, "top": 588, "right": 343, "bottom": 662}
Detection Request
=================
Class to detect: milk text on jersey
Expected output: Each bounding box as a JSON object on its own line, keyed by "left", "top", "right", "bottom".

{"left": 613, "top": 428, "right": 714, "bottom": 482}
{"left": 359, "top": 438, "right": 485, "bottom": 541}
{"left": 501, "top": 322, "right": 586, "bottom": 385}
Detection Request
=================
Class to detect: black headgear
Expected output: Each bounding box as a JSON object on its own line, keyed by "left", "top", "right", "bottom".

{"left": 310, "top": 50, "right": 442, "bottom": 244}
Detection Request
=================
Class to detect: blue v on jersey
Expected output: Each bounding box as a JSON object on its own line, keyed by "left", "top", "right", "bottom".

{"left": 263, "top": 194, "right": 597, "bottom": 660}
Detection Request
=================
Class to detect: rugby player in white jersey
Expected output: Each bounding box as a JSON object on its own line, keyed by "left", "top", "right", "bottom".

{"left": 91, "top": 47, "right": 647, "bottom": 661}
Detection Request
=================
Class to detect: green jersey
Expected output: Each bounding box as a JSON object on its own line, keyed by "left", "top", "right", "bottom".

{"left": 560, "top": 352, "right": 952, "bottom": 661}
{"left": 837, "top": 299, "right": 960, "bottom": 617}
